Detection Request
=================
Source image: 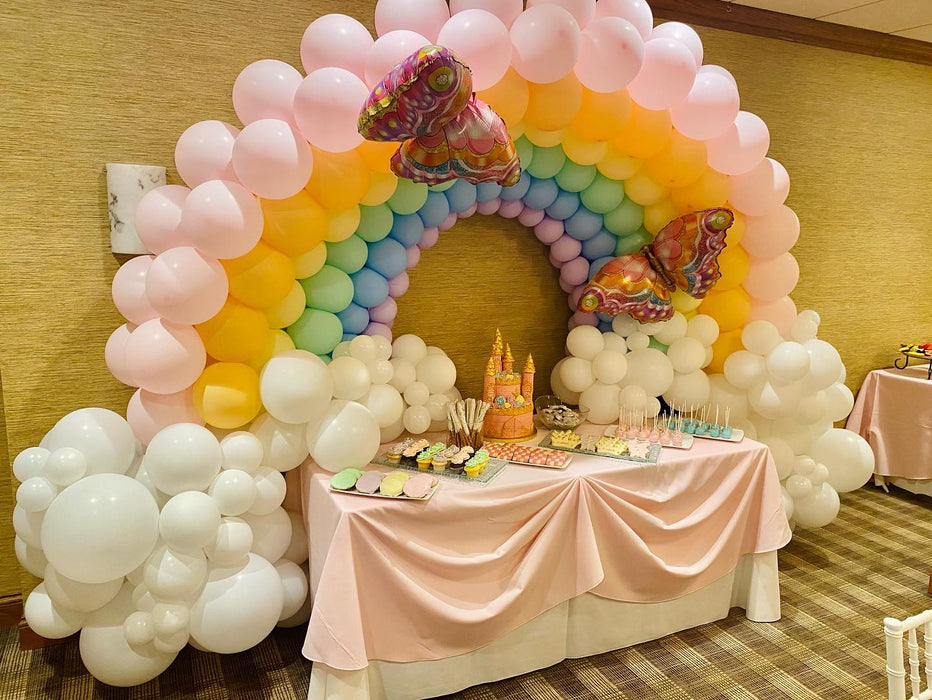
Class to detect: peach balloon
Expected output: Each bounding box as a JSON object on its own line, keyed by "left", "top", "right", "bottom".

{"left": 476, "top": 68, "right": 529, "bottom": 126}
{"left": 748, "top": 297, "right": 798, "bottom": 338}
{"left": 740, "top": 205, "right": 800, "bottom": 258}
{"left": 126, "top": 319, "right": 207, "bottom": 395}
{"left": 374, "top": 0, "right": 449, "bottom": 41}
{"left": 643, "top": 130, "right": 707, "bottom": 189}
{"left": 561, "top": 129, "right": 607, "bottom": 165}
{"left": 145, "top": 247, "right": 229, "bottom": 325}
{"left": 193, "top": 363, "right": 263, "bottom": 430}
{"left": 222, "top": 241, "right": 296, "bottom": 309}
{"left": 260, "top": 190, "right": 328, "bottom": 257}
{"left": 111, "top": 255, "right": 158, "bottom": 325}
{"left": 698, "top": 288, "right": 751, "bottom": 332}
{"left": 742, "top": 253, "right": 800, "bottom": 302}
{"left": 196, "top": 298, "right": 268, "bottom": 363}
{"left": 127, "top": 388, "right": 203, "bottom": 445}
{"left": 179, "top": 180, "right": 264, "bottom": 260}
{"left": 174, "top": 121, "right": 239, "bottom": 189}
{"left": 524, "top": 74, "right": 583, "bottom": 131}
{"left": 670, "top": 169, "right": 729, "bottom": 212}
{"left": 613, "top": 103, "right": 672, "bottom": 159}
{"left": 642, "top": 200, "right": 678, "bottom": 234}
{"left": 597, "top": 145, "right": 641, "bottom": 180}
{"left": 135, "top": 185, "right": 190, "bottom": 255}
{"left": 729, "top": 157, "right": 790, "bottom": 217}
{"left": 575, "top": 17, "right": 643, "bottom": 93}
{"left": 436, "top": 10, "right": 511, "bottom": 90}
{"left": 623, "top": 170, "right": 668, "bottom": 206}
{"left": 510, "top": 5, "right": 580, "bottom": 84}
{"left": 232, "top": 60, "right": 303, "bottom": 129}
{"left": 707, "top": 328, "right": 744, "bottom": 374}
{"left": 714, "top": 245, "right": 750, "bottom": 291}
{"left": 571, "top": 88, "right": 632, "bottom": 141}
{"left": 306, "top": 148, "right": 370, "bottom": 211}
{"left": 300, "top": 14, "right": 373, "bottom": 80}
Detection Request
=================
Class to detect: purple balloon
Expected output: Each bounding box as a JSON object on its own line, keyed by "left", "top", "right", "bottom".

{"left": 559, "top": 277, "right": 576, "bottom": 294}
{"left": 567, "top": 284, "right": 585, "bottom": 311}
{"left": 548, "top": 251, "right": 564, "bottom": 269}
{"left": 369, "top": 297, "right": 398, "bottom": 324}
{"left": 534, "top": 217, "right": 565, "bottom": 244}
{"left": 572, "top": 310, "right": 599, "bottom": 326}
{"left": 438, "top": 212, "right": 458, "bottom": 231}
{"left": 406, "top": 245, "right": 420, "bottom": 268}
{"left": 365, "top": 322, "right": 393, "bottom": 340}
{"left": 550, "top": 234, "right": 582, "bottom": 263}
{"left": 561, "top": 256, "right": 590, "bottom": 286}
{"left": 388, "top": 271, "right": 410, "bottom": 297}
{"left": 457, "top": 202, "right": 478, "bottom": 218}
{"left": 498, "top": 199, "right": 523, "bottom": 219}
{"left": 418, "top": 226, "right": 440, "bottom": 249}
{"left": 518, "top": 207, "right": 545, "bottom": 227}
{"left": 476, "top": 198, "right": 501, "bottom": 215}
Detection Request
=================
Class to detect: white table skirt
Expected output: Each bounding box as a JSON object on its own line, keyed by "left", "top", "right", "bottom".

{"left": 307, "top": 550, "right": 780, "bottom": 700}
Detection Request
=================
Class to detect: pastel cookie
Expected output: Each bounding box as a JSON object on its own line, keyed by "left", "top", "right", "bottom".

{"left": 403, "top": 473, "right": 436, "bottom": 499}
{"left": 354, "top": 471, "right": 385, "bottom": 494}
{"left": 379, "top": 476, "right": 407, "bottom": 497}
{"left": 330, "top": 468, "right": 363, "bottom": 491}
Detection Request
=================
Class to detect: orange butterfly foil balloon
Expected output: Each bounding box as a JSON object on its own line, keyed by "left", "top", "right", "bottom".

{"left": 578, "top": 208, "right": 734, "bottom": 323}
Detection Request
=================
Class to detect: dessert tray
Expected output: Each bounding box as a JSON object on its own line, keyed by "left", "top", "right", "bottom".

{"left": 689, "top": 428, "right": 744, "bottom": 443}
{"left": 372, "top": 454, "right": 508, "bottom": 486}
{"left": 602, "top": 426, "right": 694, "bottom": 450}
{"left": 328, "top": 468, "right": 441, "bottom": 501}
{"left": 539, "top": 431, "right": 661, "bottom": 465}
{"left": 483, "top": 442, "right": 573, "bottom": 470}
{"left": 329, "top": 481, "right": 440, "bottom": 501}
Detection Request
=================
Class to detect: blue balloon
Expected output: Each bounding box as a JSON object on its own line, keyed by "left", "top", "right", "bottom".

{"left": 337, "top": 303, "right": 370, "bottom": 335}
{"left": 351, "top": 267, "right": 390, "bottom": 308}
{"left": 389, "top": 213, "right": 425, "bottom": 247}
{"left": 589, "top": 255, "right": 615, "bottom": 280}
{"left": 581, "top": 230, "right": 618, "bottom": 261}
{"left": 522, "top": 177, "right": 559, "bottom": 210}
{"left": 564, "top": 208, "right": 603, "bottom": 241}
{"left": 417, "top": 191, "right": 451, "bottom": 228}
{"left": 596, "top": 312, "right": 614, "bottom": 323}
{"left": 545, "top": 191, "right": 580, "bottom": 221}
{"left": 444, "top": 179, "right": 478, "bottom": 213}
{"left": 597, "top": 320, "right": 613, "bottom": 332}
{"left": 366, "top": 237, "right": 407, "bottom": 279}
{"left": 476, "top": 182, "right": 503, "bottom": 202}
{"left": 499, "top": 171, "right": 531, "bottom": 202}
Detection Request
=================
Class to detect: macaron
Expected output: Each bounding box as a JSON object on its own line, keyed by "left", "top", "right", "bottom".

{"left": 330, "top": 468, "right": 363, "bottom": 491}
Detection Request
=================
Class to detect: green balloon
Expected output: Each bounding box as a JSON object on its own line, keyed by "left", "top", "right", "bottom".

{"left": 580, "top": 172, "right": 626, "bottom": 214}
{"left": 326, "top": 235, "right": 368, "bottom": 274}
{"left": 603, "top": 198, "right": 644, "bottom": 236}
{"left": 428, "top": 181, "right": 456, "bottom": 192}
{"left": 555, "top": 159, "right": 597, "bottom": 193}
{"left": 299, "top": 265, "right": 354, "bottom": 314}
{"left": 525, "top": 145, "right": 565, "bottom": 180}
{"left": 648, "top": 337, "right": 669, "bottom": 352}
{"left": 514, "top": 136, "right": 534, "bottom": 172}
{"left": 615, "top": 227, "right": 654, "bottom": 255}
{"left": 288, "top": 309, "right": 343, "bottom": 356}
{"left": 387, "top": 179, "right": 429, "bottom": 215}
{"left": 356, "top": 204, "right": 394, "bottom": 243}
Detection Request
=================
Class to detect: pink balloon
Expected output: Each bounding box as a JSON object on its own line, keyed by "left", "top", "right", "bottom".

{"left": 518, "top": 207, "right": 545, "bottom": 227}
{"left": 651, "top": 22, "right": 703, "bottom": 68}
{"left": 742, "top": 253, "right": 800, "bottom": 303}
{"left": 365, "top": 322, "right": 393, "bottom": 340}
{"left": 747, "top": 297, "right": 798, "bottom": 338}
{"left": 627, "top": 38, "right": 697, "bottom": 110}
{"left": 174, "top": 121, "right": 239, "bottom": 189}
{"left": 527, "top": 0, "right": 595, "bottom": 29}
{"left": 364, "top": 30, "right": 430, "bottom": 88}
{"left": 418, "top": 226, "right": 440, "bottom": 249}
{"left": 560, "top": 277, "right": 577, "bottom": 294}
{"left": 729, "top": 158, "right": 790, "bottom": 217}
{"left": 571, "top": 310, "right": 598, "bottom": 326}
{"left": 375, "top": 0, "right": 449, "bottom": 41}
{"left": 300, "top": 14, "right": 374, "bottom": 80}
{"left": 561, "top": 256, "right": 590, "bottom": 285}
{"left": 568, "top": 284, "right": 585, "bottom": 310}
{"left": 593, "top": 0, "right": 652, "bottom": 41}
{"left": 406, "top": 246, "right": 420, "bottom": 268}
{"left": 145, "top": 247, "right": 229, "bottom": 325}
{"left": 127, "top": 388, "right": 203, "bottom": 445}
{"left": 135, "top": 185, "right": 190, "bottom": 255}
{"left": 231, "top": 119, "right": 313, "bottom": 199}
{"left": 125, "top": 319, "right": 207, "bottom": 395}
{"left": 549, "top": 251, "right": 565, "bottom": 269}
{"left": 741, "top": 206, "right": 800, "bottom": 259}
{"left": 179, "top": 180, "right": 263, "bottom": 260}
{"left": 476, "top": 198, "right": 501, "bottom": 216}
{"left": 294, "top": 68, "right": 370, "bottom": 153}
{"left": 498, "top": 199, "right": 523, "bottom": 218}
{"left": 436, "top": 10, "right": 511, "bottom": 91}
{"left": 369, "top": 297, "right": 398, "bottom": 324}
{"left": 575, "top": 16, "right": 643, "bottom": 93}
{"left": 534, "top": 217, "right": 565, "bottom": 244}
{"left": 670, "top": 71, "right": 740, "bottom": 141}
{"left": 450, "top": 0, "right": 523, "bottom": 28}
{"left": 232, "top": 60, "right": 303, "bottom": 129}
{"left": 112, "top": 255, "right": 158, "bottom": 325}
{"left": 458, "top": 202, "right": 478, "bottom": 219}
{"left": 438, "top": 212, "right": 458, "bottom": 231}
{"left": 388, "top": 272, "right": 410, "bottom": 297}
{"left": 551, "top": 234, "right": 582, "bottom": 262}
{"left": 105, "top": 323, "right": 138, "bottom": 387}
{"left": 706, "top": 111, "right": 770, "bottom": 176}
{"left": 510, "top": 6, "right": 581, "bottom": 84}
{"left": 700, "top": 64, "right": 737, "bottom": 88}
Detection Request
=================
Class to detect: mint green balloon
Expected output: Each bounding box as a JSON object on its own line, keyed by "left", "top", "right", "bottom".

{"left": 428, "top": 181, "right": 456, "bottom": 192}
{"left": 326, "top": 236, "right": 368, "bottom": 274}
{"left": 525, "top": 145, "right": 565, "bottom": 180}
{"left": 615, "top": 228, "right": 654, "bottom": 255}
{"left": 299, "top": 265, "right": 354, "bottom": 314}
{"left": 603, "top": 198, "right": 644, "bottom": 236}
{"left": 356, "top": 204, "right": 394, "bottom": 243}
{"left": 648, "top": 337, "right": 668, "bottom": 352}
{"left": 514, "top": 136, "right": 534, "bottom": 171}
{"left": 580, "top": 172, "right": 626, "bottom": 214}
{"left": 555, "top": 160, "right": 597, "bottom": 193}
{"left": 288, "top": 309, "right": 343, "bottom": 356}
{"left": 387, "top": 179, "right": 429, "bottom": 215}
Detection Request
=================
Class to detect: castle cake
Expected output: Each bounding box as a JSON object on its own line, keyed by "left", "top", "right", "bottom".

{"left": 481, "top": 330, "right": 536, "bottom": 442}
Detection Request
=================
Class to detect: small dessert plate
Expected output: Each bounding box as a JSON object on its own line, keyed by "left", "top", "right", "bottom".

{"left": 602, "top": 426, "right": 694, "bottom": 449}
{"left": 691, "top": 429, "right": 744, "bottom": 443}
{"left": 329, "top": 482, "right": 440, "bottom": 501}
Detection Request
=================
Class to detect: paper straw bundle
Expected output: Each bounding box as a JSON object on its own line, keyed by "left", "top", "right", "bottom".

{"left": 447, "top": 398, "right": 490, "bottom": 449}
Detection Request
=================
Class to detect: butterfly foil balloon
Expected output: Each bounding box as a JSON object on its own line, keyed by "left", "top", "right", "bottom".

{"left": 358, "top": 45, "right": 521, "bottom": 187}
{"left": 578, "top": 208, "right": 735, "bottom": 323}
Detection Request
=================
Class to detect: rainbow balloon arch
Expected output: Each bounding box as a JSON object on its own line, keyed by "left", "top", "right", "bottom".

{"left": 11, "top": 0, "right": 875, "bottom": 688}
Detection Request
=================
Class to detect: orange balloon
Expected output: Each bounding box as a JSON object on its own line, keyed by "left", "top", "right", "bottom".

{"left": 476, "top": 67, "right": 529, "bottom": 127}
{"left": 623, "top": 170, "right": 668, "bottom": 206}
{"left": 643, "top": 130, "right": 708, "bottom": 189}
{"left": 356, "top": 140, "right": 398, "bottom": 175}
{"left": 597, "top": 144, "right": 641, "bottom": 180}
{"left": 360, "top": 170, "right": 399, "bottom": 206}
{"left": 714, "top": 245, "right": 750, "bottom": 291}
{"left": 724, "top": 208, "right": 746, "bottom": 246}
{"left": 524, "top": 74, "right": 583, "bottom": 132}
{"left": 306, "top": 147, "right": 369, "bottom": 210}
{"left": 246, "top": 329, "right": 297, "bottom": 373}
{"left": 613, "top": 104, "right": 672, "bottom": 159}
{"left": 561, "top": 129, "right": 607, "bottom": 166}
{"left": 670, "top": 169, "right": 730, "bottom": 213}
{"left": 260, "top": 190, "right": 327, "bottom": 257}
{"left": 291, "top": 242, "right": 327, "bottom": 279}
{"left": 521, "top": 124, "right": 564, "bottom": 148}
{"left": 707, "top": 329, "right": 744, "bottom": 374}
{"left": 196, "top": 297, "right": 268, "bottom": 362}
{"left": 571, "top": 88, "right": 632, "bottom": 142}
{"left": 325, "top": 205, "right": 361, "bottom": 243}
{"left": 698, "top": 287, "right": 751, "bottom": 332}
{"left": 193, "top": 362, "right": 262, "bottom": 429}
{"left": 642, "top": 200, "right": 679, "bottom": 234}
{"left": 222, "top": 241, "right": 296, "bottom": 309}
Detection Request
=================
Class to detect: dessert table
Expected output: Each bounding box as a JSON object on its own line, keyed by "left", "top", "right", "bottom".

{"left": 299, "top": 428, "right": 791, "bottom": 700}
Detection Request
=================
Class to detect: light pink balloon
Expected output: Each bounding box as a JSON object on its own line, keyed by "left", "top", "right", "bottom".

{"left": 364, "top": 30, "right": 430, "bottom": 88}
{"left": 510, "top": 5, "right": 581, "bottom": 84}
{"left": 518, "top": 207, "right": 545, "bottom": 227}
{"left": 551, "top": 234, "right": 582, "bottom": 262}
{"left": 388, "top": 272, "right": 410, "bottom": 297}
{"left": 231, "top": 119, "right": 313, "bottom": 199}
{"left": 418, "top": 226, "right": 439, "bottom": 249}
{"left": 651, "top": 22, "right": 703, "bottom": 68}
{"left": 450, "top": 0, "right": 523, "bottom": 28}
{"left": 458, "top": 202, "right": 478, "bottom": 218}
{"left": 670, "top": 71, "right": 740, "bottom": 140}
{"left": 476, "top": 198, "right": 501, "bottom": 215}
{"left": 560, "top": 277, "right": 577, "bottom": 294}
{"left": 174, "top": 121, "right": 239, "bottom": 188}
{"left": 741, "top": 206, "right": 800, "bottom": 259}
{"left": 125, "top": 319, "right": 207, "bottom": 395}
{"left": 406, "top": 245, "right": 420, "bottom": 268}
{"left": 527, "top": 0, "right": 595, "bottom": 29}
{"left": 438, "top": 212, "right": 458, "bottom": 231}
{"left": 700, "top": 64, "right": 737, "bottom": 88}
{"left": 436, "top": 10, "right": 511, "bottom": 91}
{"left": 369, "top": 297, "right": 398, "bottom": 324}
{"left": 145, "top": 247, "right": 229, "bottom": 325}
{"left": 568, "top": 284, "right": 585, "bottom": 310}
{"left": 300, "top": 14, "right": 374, "bottom": 81}
{"left": 575, "top": 16, "right": 643, "bottom": 92}
{"left": 294, "top": 68, "right": 370, "bottom": 153}
{"left": 706, "top": 111, "right": 770, "bottom": 176}
{"left": 105, "top": 323, "right": 138, "bottom": 387}
{"left": 135, "top": 185, "right": 190, "bottom": 255}
{"left": 127, "top": 388, "right": 204, "bottom": 445}
{"left": 112, "top": 255, "right": 158, "bottom": 325}
{"left": 742, "top": 253, "right": 800, "bottom": 302}
{"left": 561, "top": 256, "right": 590, "bottom": 285}
{"left": 498, "top": 199, "right": 523, "bottom": 218}
{"left": 571, "top": 310, "right": 599, "bottom": 327}
{"left": 593, "top": 0, "right": 652, "bottom": 41}
{"left": 729, "top": 158, "right": 790, "bottom": 217}
{"left": 179, "top": 180, "right": 263, "bottom": 260}
{"left": 534, "top": 217, "right": 565, "bottom": 244}
{"left": 748, "top": 297, "right": 798, "bottom": 338}
{"left": 627, "top": 38, "right": 697, "bottom": 110}
{"left": 374, "top": 0, "right": 449, "bottom": 41}
{"left": 232, "top": 60, "right": 303, "bottom": 129}
{"left": 365, "top": 322, "right": 393, "bottom": 340}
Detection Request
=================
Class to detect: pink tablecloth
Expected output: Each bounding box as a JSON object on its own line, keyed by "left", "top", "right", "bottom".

{"left": 299, "top": 432, "right": 790, "bottom": 671}
{"left": 846, "top": 367, "right": 932, "bottom": 479}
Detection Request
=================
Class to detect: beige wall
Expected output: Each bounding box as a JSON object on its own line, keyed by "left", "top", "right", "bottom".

{"left": 1, "top": 1, "right": 930, "bottom": 599}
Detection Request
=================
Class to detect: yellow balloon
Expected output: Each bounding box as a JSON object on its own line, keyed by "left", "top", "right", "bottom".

{"left": 264, "top": 281, "right": 306, "bottom": 329}
{"left": 260, "top": 190, "right": 327, "bottom": 257}
{"left": 671, "top": 288, "right": 703, "bottom": 314}
{"left": 707, "top": 329, "right": 744, "bottom": 374}
{"left": 306, "top": 147, "right": 369, "bottom": 210}
{"left": 476, "top": 67, "right": 529, "bottom": 127}
{"left": 222, "top": 241, "right": 296, "bottom": 309}
{"left": 724, "top": 209, "right": 746, "bottom": 246}
{"left": 714, "top": 245, "right": 750, "bottom": 291}
{"left": 643, "top": 200, "right": 679, "bottom": 234}
{"left": 196, "top": 297, "right": 268, "bottom": 362}
{"left": 698, "top": 288, "right": 751, "bottom": 332}
{"left": 643, "top": 130, "right": 708, "bottom": 189}
{"left": 507, "top": 122, "right": 525, "bottom": 141}
{"left": 670, "top": 169, "right": 730, "bottom": 213}
{"left": 360, "top": 170, "right": 398, "bottom": 206}
{"left": 561, "top": 129, "right": 608, "bottom": 166}
{"left": 524, "top": 74, "right": 583, "bottom": 131}
{"left": 613, "top": 104, "right": 672, "bottom": 159}
{"left": 597, "top": 144, "right": 641, "bottom": 180}
{"left": 193, "top": 362, "right": 262, "bottom": 429}
{"left": 356, "top": 140, "right": 398, "bottom": 175}
{"left": 324, "top": 205, "right": 361, "bottom": 243}
{"left": 571, "top": 88, "right": 632, "bottom": 142}
{"left": 292, "top": 242, "right": 327, "bottom": 279}
{"left": 623, "top": 170, "right": 668, "bottom": 206}
{"left": 521, "top": 124, "right": 564, "bottom": 148}
{"left": 247, "top": 329, "right": 297, "bottom": 373}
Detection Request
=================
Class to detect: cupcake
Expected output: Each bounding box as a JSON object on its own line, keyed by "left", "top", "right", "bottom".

{"left": 386, "top": 438, "right": 414, "bottom": 462}
{"left": 449, "top": 446, "right": 474, "bottom": 474}
{"left": 400, "top": 439, "right": 429, "bottom": 468}
{"left": 432, "top": 445, "right": 459, "bottom": 473}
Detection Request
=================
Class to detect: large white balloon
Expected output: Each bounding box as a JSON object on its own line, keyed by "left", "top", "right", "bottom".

{"left": 653, "top": 312, "right": 688, "bottom": 345}
{"left": 249, "top": 414, "right": 308, "bottom": 472}
{"left": 209, "top": 469, "right": 257, "bottom": 516}
{"left": 24, "top": 583, "right": 86, "bottom": 639}
{"left": 685, "top": 314, "right": 719, "bottom": 347}
{"left": 811, "top": 428, "right": 875, "bottom": 493}
{"left": 804, "top": 339, "right": 844, "bottom": 390}
{"left": 403, "top": 405, "right": 432, "bottom": 434}
{"left": 329, "top": 356, "right": 372, "bottom": 401}
{"left": 560, "top": 357, "right": 595, "bottom": 393}
{"left": 388, "top": 358, "right": 417, "bottom": 392}
{"left": 362, "top": 384, "right": 406, "bottom": 428}
{"left": 666, "top": 337, "right": 705, "bottom": 374}
{"left": 663, "top": 370, "right": 711, "bottom": 408}
{"left": 579, "top": 382, "right": 620, "bottom": 424}
{"left": 45, "top": 447, "right": 88, "bottom": 486}
{"left": 765, "top": 341, "right": 810, "bottom": 383}
{"left": 41, "top": 474, "right": 159, "bottom": 584}
{"left": 391, "top": 334, "right": 428, "bottom": 364}
{"left": 723, "top": 350, "right": 765, "bottom": 389}
{"left": 41, "top": 408, "right": 136, "bottom": 475}
{"left": 760, "top": 436, "right": 794, "bottom": 481}
{"left": 159, "top": 491, "right": 222, "bottom": 554}
{"left": 306, "top": 400, "right": 380, "bottom": 472}
{"left": 282, "top": 511, "right": 309, "bottom": 565}
{"left": 242, "top": 508, "right": 292, "bottom": 563}
{"left": 13, "top": 504, "right": 44, "bottom": 549}
{"left": 591, "top": 350, "right": 628, "bottom": 384}
{"left": 416, "top": 354, "right": 457, "bottom": 393}
{"left": 249, "top": 468, "right": 288, "bottom": 515}
{"left": 741, "top": 320, "right": 781, "bottom": 356}
{"left": 566, "top": 325, "right": 605, "bottom": 360}
{"left": 621, "top": 348, "right": 674, "bottom": 397}
{"left": 145, "top": 423, "right": 221, "bottom": 495}
{"left": 274, "top": 559, "right": 309, "bottom": 620}
{"left": 44, "top": 564, "right": 123, "bottom": 614}
{"left": 144, "top": 544, "right": 208, "bottom": 602}
{"left": 550, "top": 358, "right": 581, "bottom": 404}
{"left": 259, "top": 350, "right": 334, "bottom": 425}
{"left": 747, "top": 379, "right": 801, "bottom": 420}
{"left": 219, "top": 431, "right": 264, "bottom": 474}
{"left": 822, "top": 382, "right": 855, "bottom": 422}
{"left": 14, "top": 536, "right": 48, "bottom": 578}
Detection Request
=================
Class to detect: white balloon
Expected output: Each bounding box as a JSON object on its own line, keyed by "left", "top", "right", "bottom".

{"left": 249, "top": 414, "right": 308, "bottom": 472}
{"left": 625, "top": 331, "right": 650, "bottom": 350}
{"left": 810, "top": 428, "right": 874, "bottom": 493}
{"left": 12, "top": 446, "right": 50, "bottom": 482}
{"left": 591, "top": 350, "right": 628, "bottom": 384}
{"left": 741, "top": 320, "right": 781, "bottom": 356}
{"left": 723, "top": 350, "right": 765, "bottom": 389}
{"left": 131, "top": 582, "right": 157, "bottom": 612}
{"left": 621, "top": 348, "right": 674, "bottom": 397}
{"left": 793, "top": 456, "right": 816, "bottom": 475}
{"left": 243, "top": 508, "right": 292, "bottom": 563}
{"left": 368, "top": 358, "right": 394, "bottom": 384}
{"left": 282, "top": 511, "right": 309, "bottom": 565}
{"left": 42, "top": 408, "right": 136, "bottom": 476}
{"left": 426, "top": 393, "right": 451, "bottom": 421}
{"left": 153, "top": 627, "right": 189, "bottom": 654}
{"left": 747, "top": 379, "right": 801, "bottom": 420}
{"left": 277, "top": 590, "right": 312, "bottom": 628}
{"left": 792, "top": 482, "right": 840, "bottom": 528}
{"left": 781, "top": 487, "right": 795, "bottom": 522}
{"left": 403, "top": 405, "right": 432, "bottom": 434}
{"left": 761, "top": 436, "right": 794, "bottom": 480}
{"left": 44, "top": 447, "right": 87, "bottom": 486}
{"left": 306, "top": 400, "right": 380, "bottom": 472}
{"left": 259, "top": 350, "right": 334, "bottom": 425}
{"left": 331, "top": 340, "right": 352, "bottom": 359}
{"left": 784, "top": 474, "right": 813, "bottom": 500}
{"left": 416, "top": 354, "right": 457, "bottom": 393}
{"left": 702, "top": 347, "right": 713, "bottom": 369}
{"left": 274, "top": 559, "right": 309, "bottom": 620}
{"left": 44, "top": 564, "right": 122, "bottom": 614}
{"left": 249, "top": 468, "right": 287, "bottom": 515}
{"left": 666, "top": 337, "right": 705, "bottom": 374}
{"left": 426, "top": 345, "right": 446, "bottom": 355}
{"left": 769, "top": 415, "right": 814, "bottom": 455}
{"left": 611, "top": 314, "right": 640, "bottom": 337}
{"left": 579, "top": 382, "right": 620, "bottom": 424}
{"left": 123, "top": 611, "right": 156, "bottom": 646}
{"left": 145, "top": 424, "right": 221, "bottom": 495}
{"left": 329, "top": 356, "right": 372, "bottom": 401}
{"left": 686, "top": 314, "right": 719, "bottom": 347}
{"left": 790, "top": 315, "right": 819, "bottom": 343}
{"left": 362, "top": 384, "right": 406, "bottom": 428}
{"left": 618, "top": 384, "right": 647, "bottom": 412}
{"left": 644, "top": 397, "right": 661, "bottom": 417}
{"left": 144, "top": 545, "right": 208, "bottom": 602}
{"left": 403, "top": 381, "right": 430, "bottom": 406}
{"left": 41, "top": 474, "right": 159, "bottom": 584}
{"left": 602, "top": 332, "right": 628, "bottom": 353}
{"left": 560, "top": 357, "right": 595, "bottom": 393}
{"left": 388, "top": 358, "right": 417, "bottom": 392}
{"left": 349, "top": 335, "right": 378, "bottom": 363}
{"left": 662, "top": 370, "right": 710, "bottom": 408}
{"left": 821, "top": 382, "right": 854, "bottom": 423}
{"left": 391, "top": 334, "right": 428, "bottom": 364}
{"left": 566, "top": 325, "right": 605, "bottom": 360}
{"left": 13, "top": 504, "right": 44, "bottom": 548}
{"left": 372, "top": 334, "right": 393, "bottom": 360}
{"left": 765, "top": 341, "right": 810, "bottom": 383}
{"left": 637, "top": 319, "right": 667, "bottom": 337}
{"left": 16, "top": 477, "right": 57, "bottom": 513}
{"left": 794, "top": 390, "right": 826, "bottom": 425}
{"left": 24, "top": 583, "right": 86, "bottom": 639}
{"left": 653, "top": 312, "right": 688, "bottom": 345}
{"left": 550, "top": 358, "right": 581, "bottom": 404}
{"left": 707, "top": 374, "right": 748, "bottom": 422}
{"left": 152, "top": 602, "right": 190, "bottom": 636}
{"left": 380, "top": 415, "right": 405, "bottom": 443}
{"left": 219, "top": 431, "right": 264, "bottom": 474}
{"left": 159, "top": 491, "right": 221, "bottom": 554}
{"left": 205, "top": 516, "right": 254, "bottom": 567}
{"left": 803, "top": 339, "right": 844, "bottom": 390}
{"left": 14, "top": 535, "right": 48, "bottom": 578}
{"left": 809, "top": 462, "right": 830, "bottom": 486}
{"left": 209, "top": 469, "right": 257, "bottom": 516}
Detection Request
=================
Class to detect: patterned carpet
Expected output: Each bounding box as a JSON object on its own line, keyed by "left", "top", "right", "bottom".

{"left": 1, "top": 484, "right": 930, "bottom": 699}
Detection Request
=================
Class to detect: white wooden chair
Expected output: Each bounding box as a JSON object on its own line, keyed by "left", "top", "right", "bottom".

{"left": 885, "top": 610, "right": 932, "bottom": 699}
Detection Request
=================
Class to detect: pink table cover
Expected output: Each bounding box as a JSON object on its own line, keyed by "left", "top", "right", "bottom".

{"left": 299, "top": 432, "right": 790, "bottom": 671}
{"left": 846, "top": 367, "right": 932, "bottom": 479}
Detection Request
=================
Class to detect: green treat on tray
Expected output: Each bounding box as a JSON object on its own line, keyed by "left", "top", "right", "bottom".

{"left": 330, "top": 468, "right": 363, "bottom": 491}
